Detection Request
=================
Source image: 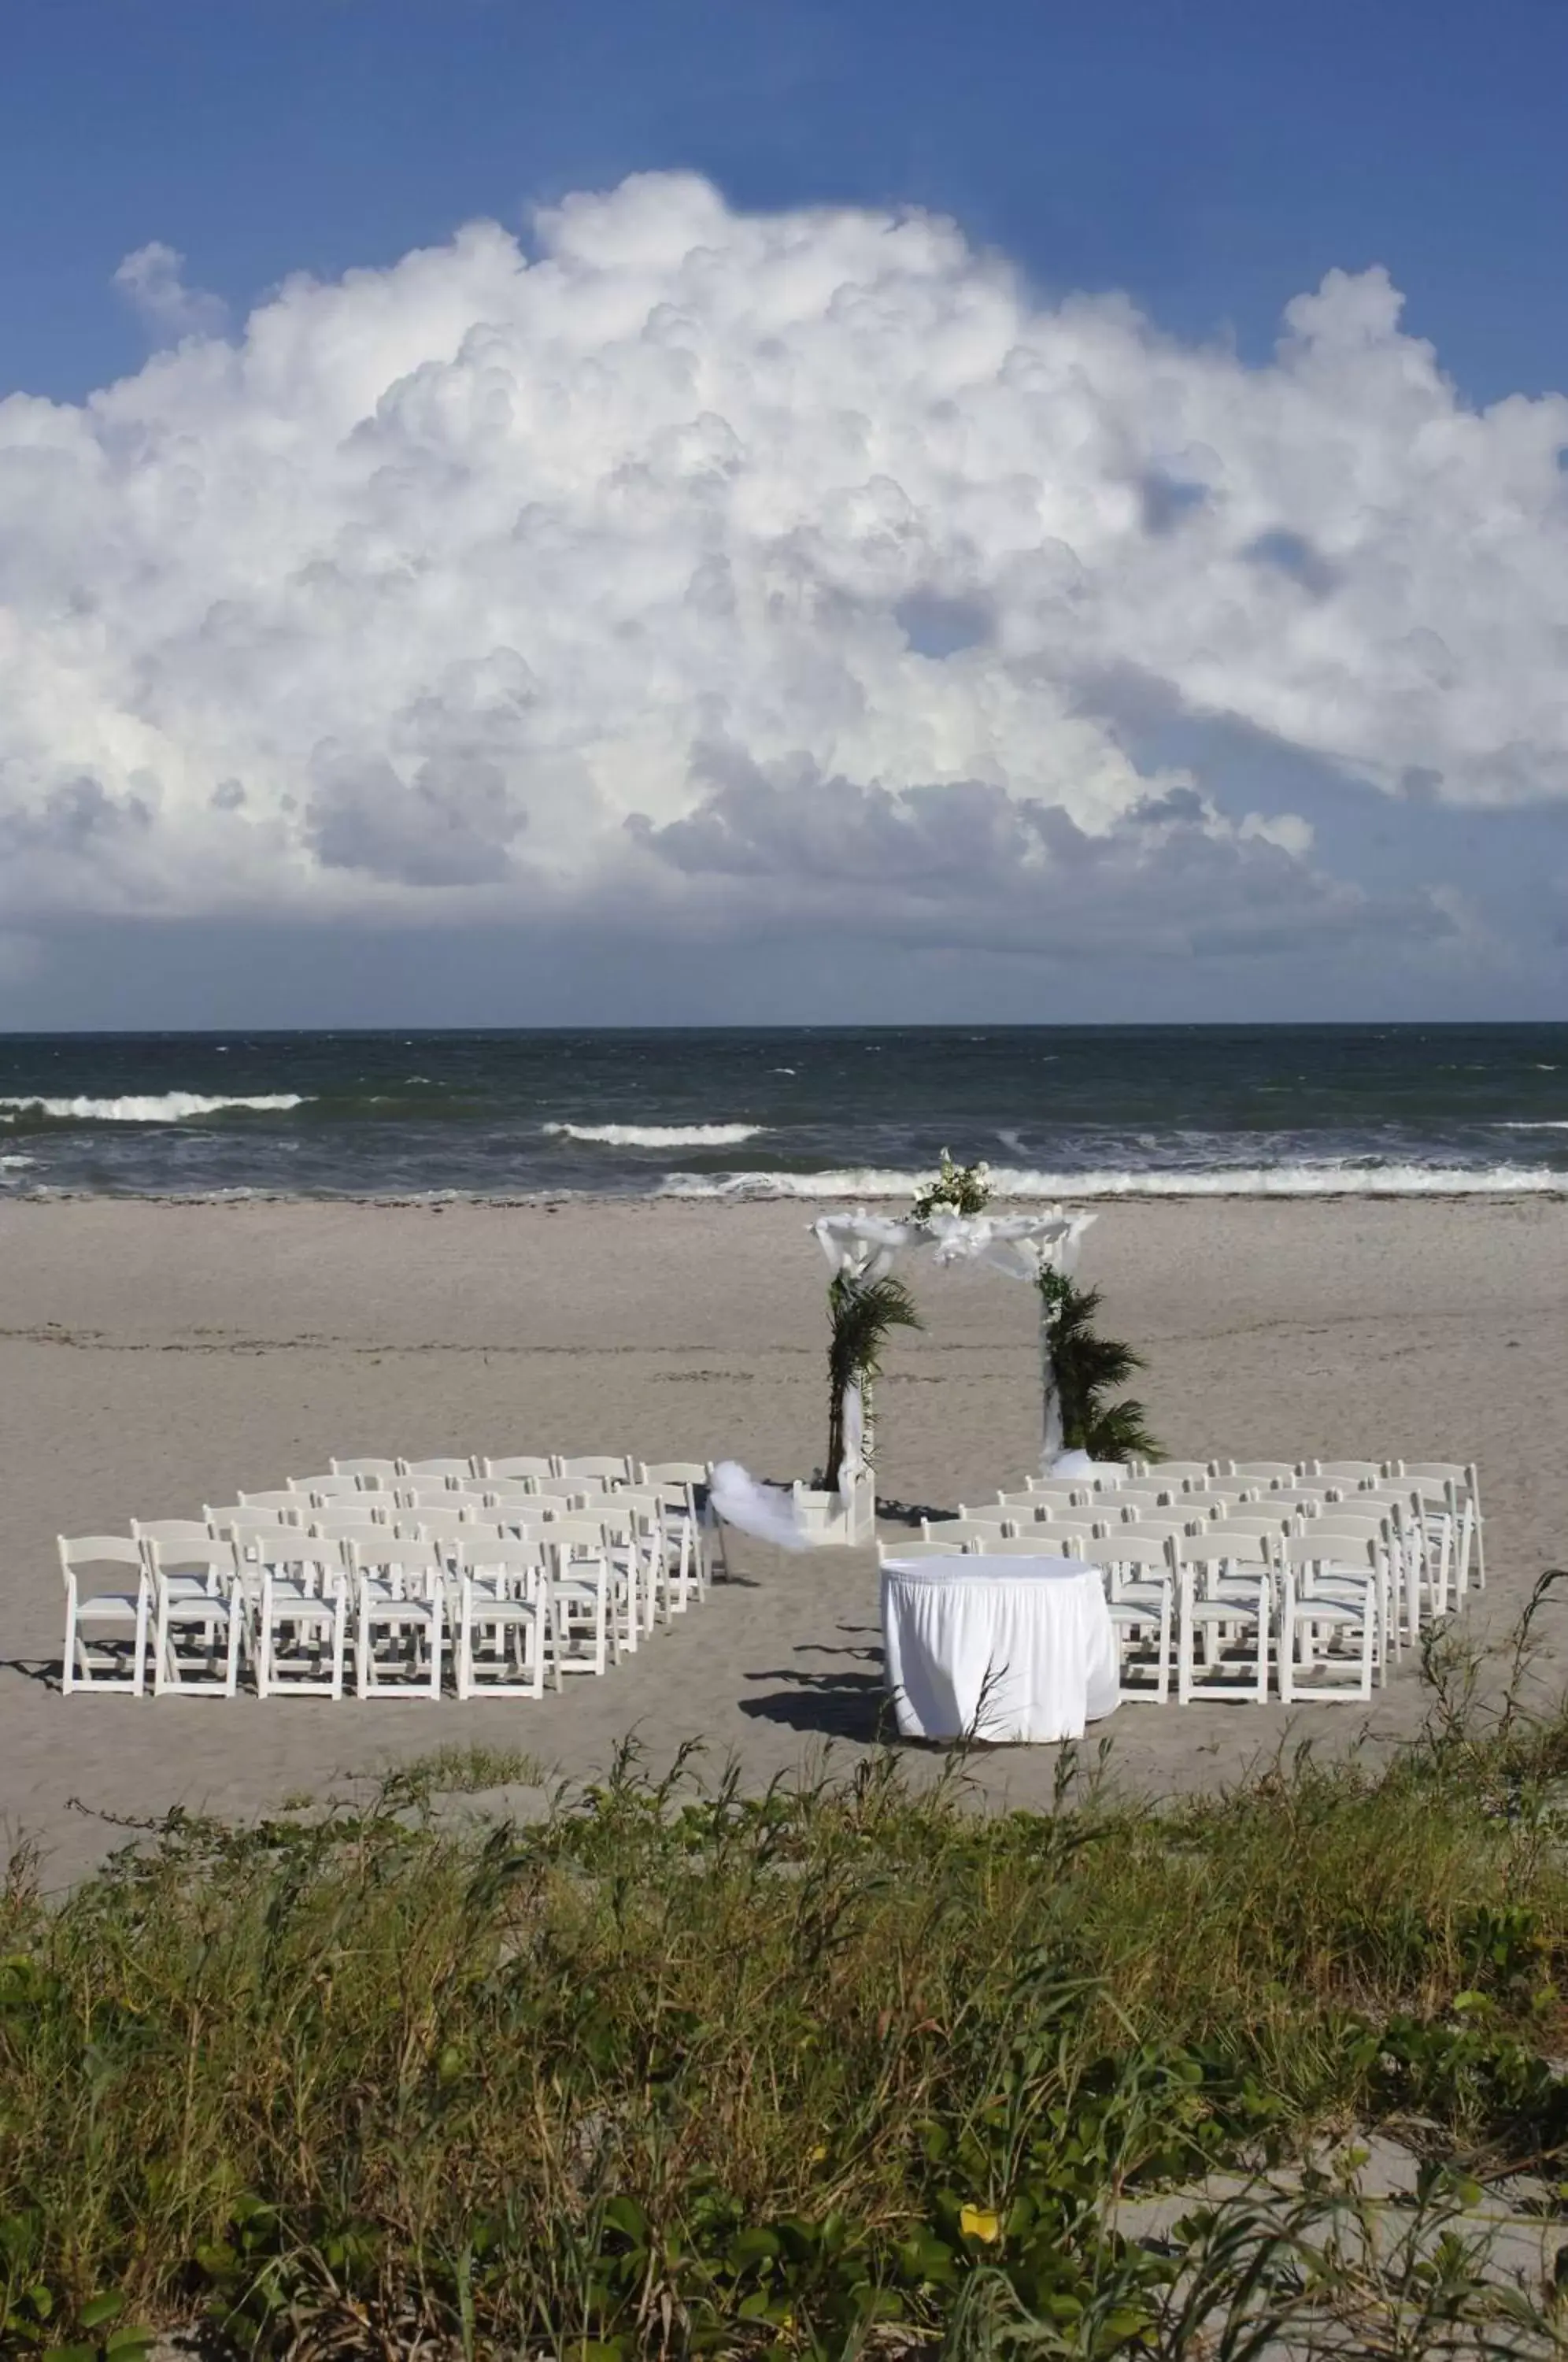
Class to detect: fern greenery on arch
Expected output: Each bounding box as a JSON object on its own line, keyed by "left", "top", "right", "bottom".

{"left": 1037, "top": 1265, "right": 1162, "bottom": 1464}
{"left": 823, "top": 1270, "right": 923, "bottom": 1486}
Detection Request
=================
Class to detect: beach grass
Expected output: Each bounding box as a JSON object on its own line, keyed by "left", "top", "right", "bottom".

{"left": 4, "top": 1620, "right": 1568, "bottom": 2358}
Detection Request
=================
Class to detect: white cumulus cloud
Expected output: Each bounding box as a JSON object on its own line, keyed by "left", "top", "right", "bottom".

{"left": 1, "top": 172, "right": 1565, "bottom": 964}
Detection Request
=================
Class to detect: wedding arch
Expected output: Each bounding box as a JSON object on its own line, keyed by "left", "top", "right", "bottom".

{"left": 806, "top": 1204, "right": 1097, "bottom": 1540}
{"left": 710, "top": 1186, "right": 1099, "bottom": 1550}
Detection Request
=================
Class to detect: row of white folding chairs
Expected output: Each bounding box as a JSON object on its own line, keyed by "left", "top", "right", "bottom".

{"left": 962, "top": 1467, "right": 1474, "bottom": 1626}
{"left": 276, "top": 1457, "right": 718, "bottom": 1586}
{"left": 1093, "top": 1458, "right": 1484, "bottom": 1594}
{"left": 881, "top": 1523, "right": 1386, "bottom": 1709}
{"left": 60, "top": 1496, "right": 701, "bottom": 1701}
{"left": 228, "top": 1490, "right": 706, "bottom": 1628}
{"left": 923, "top": 1492, "right": 1440, "bottom": 1649}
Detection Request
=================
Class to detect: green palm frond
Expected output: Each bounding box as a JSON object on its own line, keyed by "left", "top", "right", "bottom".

{"left": 825, "top": 1272, "right": 923, "bottom": 1482}
{"left": 1041, "top": 1269, "right": 1162, "bottom": 1464}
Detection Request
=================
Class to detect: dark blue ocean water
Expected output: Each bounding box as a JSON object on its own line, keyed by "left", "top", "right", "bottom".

{"left": 1, "top": 1026, "right": 1566, "bottom": 1200}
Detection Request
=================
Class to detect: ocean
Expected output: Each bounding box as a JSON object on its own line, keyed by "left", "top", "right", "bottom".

{"left": 0, "top": 1025, "right": 1565, "bottom": 1201}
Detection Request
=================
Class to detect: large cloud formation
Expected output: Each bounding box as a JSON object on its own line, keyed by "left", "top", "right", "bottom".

{"left": 2, "top": 172, "right": 1566, "bottom": 967}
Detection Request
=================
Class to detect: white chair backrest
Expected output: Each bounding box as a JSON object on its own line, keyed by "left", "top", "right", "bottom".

{"left": 308, "top": 1498, "right": 387, "bottom": 1526}
{"left": 1145, "top": 1461, "right": 1217, "bottom": 1486}
{"left": 1217, "top": 1462, "right": 1302, "bottom": 1485}
{"left": 1304, "top": 1461, "right": 1386, "bottom": 1483}
{"left": 144, "top": 1538, "right": 234, "bottom": 1582}
{"left": 637, "top": 1460, "right": 710, "bottom": 1487}
{"left": 131, "top": 1517, "right": 219, "bottom": 1556}
{"left": 222, "top": 1516, "right": 310, "bottom": 1554}
{"left": 1392, "top": 1461, "right": 1477, "bottom": 1494}
{"left": 554, "top": 1454, "right": 633, "bottom": 1482}
{"left": 1077, "top": 1534, "right": 1170, "bottom": 1575}
{"left": 396, "top": 1509, "right": 479, "bottom": 1543}
{"left": 349, "top": 1534, "right": 445, "bottom": 1580}
{"left": 538, "top": 1514, "right": 619, "bottom": 1548}
{"left": 1105, "top": 1512, "right": 1207, "bottom": 1542}
{"left": 397, "top": 1457, "right": 476, "bottom": 1482}
{"left": 464, "top": 1535, "right": 548, "bottom": 1576}
{"left": 921, "top": 1518, "right": 1004, "bottom": 1547}
{"left": 479, "top": 1456, "right": 557, "bottom": 1482}
{"left": 298, "top": 1474, "right": 368, "bottom": 1501}
{"left": 878, "top": 1538, "right": 967, "bottom": 1562}
{"left": 59, "top": 1535, "right": 144, "bottom": 1582}
{"left": 1210, "top": 1509, "right": 1296, "bottom": 1537}
{"left": 1276, "top": 1532, "right": 1377, "bottom": 1571}
{"left": 205, "top": 1501, "right": 299, "bottom": 1529}
{"left": 955, "top": 1503, "right": 1012, "bottom": 1525}
{"left": 240, "top": 1489, "right": 308, "bottom": 1512}
{"left": 330, "top": 1457, "right": 400, "bottom": 1480}
{"left": 997, "top": 1530, "right": 1090, "bottom": 1556}
{"left": 1003, "top": 1482, "right": 1092, "bottom": 1509}
{"left": 1174, "top": 1531, "right": 1270, "bottom": 1566}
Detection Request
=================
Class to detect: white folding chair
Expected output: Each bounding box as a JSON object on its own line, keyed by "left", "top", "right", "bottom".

{"left": 59, "top": 1536, "right": 150, "bottom": 1695}
{"left": 329, "top": 1457, "right": 401, "bottom": 1483}
{"left": 636, "top": 1461, "right": 716, "bottom": 1590}
{"left": 142, "top": 1539, "right": 245, "bottom": 1697}
{"left": 1391, "top": 1463, "right": 1482, "bottom": 1601}
{"left": 294, "top": 1473, "right": 371, "bottom": 1501}
{"left": 456, "top": 1537, "right": 549, "bottom": 1699}
{"left": 540, "top": 1523, "right": 612, "bottom": 1677}
{"left": 1305, "top": 1461, "right": 1387, "bottom": 1487}
{"left": 255, "top": 1545, "right": 348, "bottom": 1699}
{"left": 1078, "top": 1535, "right": 1174, "bottom": 1703}
{"left": 1170, "top": 1535, "right": 1270, "bottom": 1705}
{"left": 239, "top": 1489, "right": 309, "bottom": 1514}
{"left": 348, "top": 1535, "right": 444, "bottom": 1699}
{"left": 1274, "top": 1535, "right": 1378, "bottom": 1704}
{"left": 1141, "top": 1461, "right": 1219, "bottom": 1488}
{"left": 1298, "top": 1511, "right": 1400, "bottom": 1669}
{"left": 478, "top": 1455, "right": 557, "bottom": 1483}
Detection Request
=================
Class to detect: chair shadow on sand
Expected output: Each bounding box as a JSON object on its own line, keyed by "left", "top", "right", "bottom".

{"left": 738, "top": 1625, "right": 894, "bottom": 1742}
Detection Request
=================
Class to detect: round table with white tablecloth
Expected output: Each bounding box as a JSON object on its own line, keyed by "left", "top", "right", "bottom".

{"left": 879, "top": 1556, "right": 1120, "bottom": 1743}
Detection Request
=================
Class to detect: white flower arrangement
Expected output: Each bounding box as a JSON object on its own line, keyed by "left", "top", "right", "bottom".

{"left": 911, "top": 1148, "right": 993, "bottom": 1220}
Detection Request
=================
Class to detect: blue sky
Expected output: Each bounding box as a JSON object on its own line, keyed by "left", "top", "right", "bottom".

{"left": 2, "top": 0, "right": 1566, "bottom": 1022}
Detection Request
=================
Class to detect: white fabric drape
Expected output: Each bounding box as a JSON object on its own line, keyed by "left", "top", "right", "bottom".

{"left": 880, "top": 1555, "right": 1119, "bottom": 1742}
{"left": 708, "top": 1461, "right": 814, "bottom": 1552}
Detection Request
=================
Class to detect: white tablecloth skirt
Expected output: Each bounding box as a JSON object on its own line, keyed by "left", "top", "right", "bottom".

{"left": 880, "top": 1557, "right": 1120, "bottom": 1742}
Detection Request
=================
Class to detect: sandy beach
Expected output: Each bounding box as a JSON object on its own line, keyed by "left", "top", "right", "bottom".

{"left": 2, "top": 1192, "right": 1564, "bottom": 1888}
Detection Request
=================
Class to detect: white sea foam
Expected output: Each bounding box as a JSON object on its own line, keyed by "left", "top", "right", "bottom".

{"left": 657, "top": 1162, "right": 1568, "bottom": 1202}
{"left": 0, "top": 1153, "right": 35, "bottom": 1169}
{"left": 0, "top": 1092, "right": 305, "bottom": 1123}
{"left": 1497, "top": 1120, "right": 1568, "bottom": 1130}
{"left": 544, "top": 1121, "right": 764, "bottom": 1148}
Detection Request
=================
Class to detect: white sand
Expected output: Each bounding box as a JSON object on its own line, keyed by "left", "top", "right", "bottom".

{"left": 2, "top": 1194, "right": 1564, "bottom": 1887}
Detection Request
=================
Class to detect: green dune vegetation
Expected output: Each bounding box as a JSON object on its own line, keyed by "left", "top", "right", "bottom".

{"left": 4, "top": 1599, "right": 1568, "bottom": 2360}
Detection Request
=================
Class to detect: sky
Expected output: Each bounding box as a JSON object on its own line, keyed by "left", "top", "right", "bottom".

{"left": 2, "top": 0, "right": 1567, "bottom": 1026}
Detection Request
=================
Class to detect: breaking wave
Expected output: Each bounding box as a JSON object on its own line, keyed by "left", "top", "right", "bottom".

{"left": 0, "top": 1092, "right": 305, "bottom": 1123}
{"left": 657, "top": 1162, "right": 1568, "bottom": 1201}
{"left": 543, "top": 1121, "right": 764, "bottom": 1148}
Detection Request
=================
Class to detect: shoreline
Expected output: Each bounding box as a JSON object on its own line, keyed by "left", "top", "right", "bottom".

{"left": 5, "top": 1177, "right": 1568, "bottom": 1206}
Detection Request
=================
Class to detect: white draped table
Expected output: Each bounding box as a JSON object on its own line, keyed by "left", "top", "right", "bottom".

{"left": 880, "top": 1556, "right": 1120, "bottom": 1743}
